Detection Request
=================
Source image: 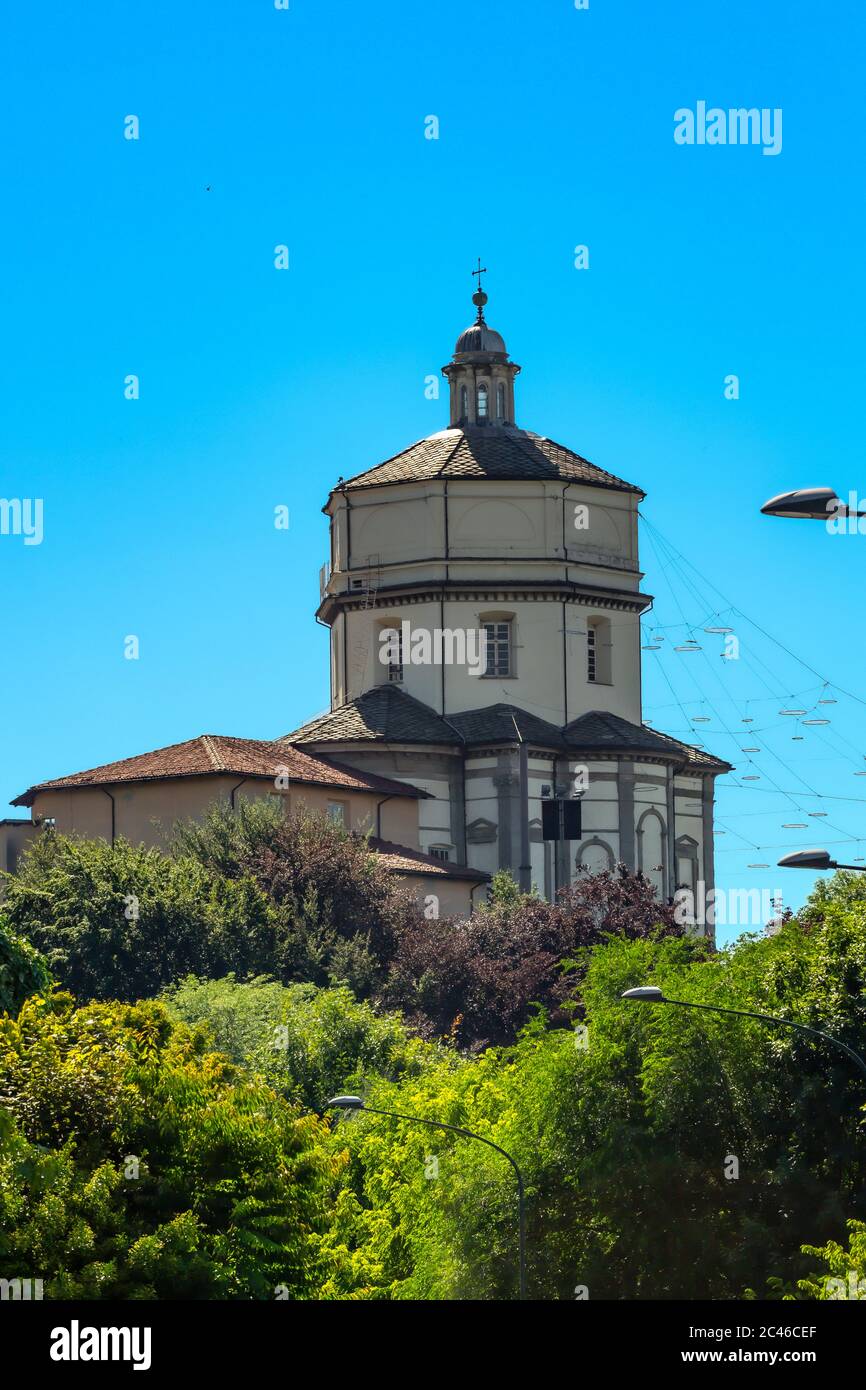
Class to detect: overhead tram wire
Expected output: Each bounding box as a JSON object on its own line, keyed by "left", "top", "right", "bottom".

{"left": 639, "top": 513, "right": 865, "bottom": 850}
{"left": 642, "top": 524, "right": 806, "bottom": 809}
{"left": 639, "top": 513, "right": 866, "bottom": 711}
{"left": 639, "top": 558, "right": 861, "bottom": 828}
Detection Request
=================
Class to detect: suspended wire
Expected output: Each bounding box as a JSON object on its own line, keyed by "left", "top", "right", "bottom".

{"left": 638, "top": 513, "right": 865, "bottom": 853}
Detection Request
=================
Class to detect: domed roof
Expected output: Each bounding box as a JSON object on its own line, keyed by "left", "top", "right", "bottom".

{"left": 454, "top": 320, "right": 508, "bottom": 356}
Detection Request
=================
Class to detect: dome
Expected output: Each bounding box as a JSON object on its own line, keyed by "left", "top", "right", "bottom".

{"left": 454, "top": 321, "right": 508, "bottom": 356}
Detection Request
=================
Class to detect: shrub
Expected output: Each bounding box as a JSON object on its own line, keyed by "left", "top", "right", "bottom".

{"left": 329, "top": 902, "right": 866, "bottom": 1299}
{"left": 161, "top": 975, "right": 432, "bottom": 1111}
{"left": 0, "top": 913, "right": 51, "bottom": 1015}
{"left": 3, "top": 833, "right": 277, "bottom": 1002}
{"left": 381, "top": 865, "right": 681, "bottom": 1047}
{"left": 174, "top": 801, "right": 418, "bottom": 997}
{"left": 0, "top": 992, "right": 342, "bottom": 1298}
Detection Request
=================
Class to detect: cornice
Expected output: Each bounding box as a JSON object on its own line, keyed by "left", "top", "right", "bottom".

{"left": 318, "top": 578, "right": 652, "bottom": 624}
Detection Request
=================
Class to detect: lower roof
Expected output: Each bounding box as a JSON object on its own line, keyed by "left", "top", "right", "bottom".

{"left": 370, "top": 838, "right": 490, "bottom": 882}
{"left": 12, "top": 733, "right": 428, "bottom": 807}
{"left": 284, "top": 688, "right": 731, "bottom": 773}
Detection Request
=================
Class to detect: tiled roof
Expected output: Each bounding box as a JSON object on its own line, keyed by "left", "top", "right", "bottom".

{"left": 12, "top": 735, "right": 428, "bottom": 807}
{"left": 284, "top": 687, "right": 461, "bottom": 747}
{"left": 564, "top": 710, "right": 732, "bottom": 770}
{"left": 370, "top": 838, "right": 490, "bottom": 882}
{"left": 289, "top": 690, "right": 729, "bottom": 772}
{"left": 337, "top": 426, "right": 642, "bottom": 494}
{"left": 446, "top": 704, "right": 566, "bottom": 748}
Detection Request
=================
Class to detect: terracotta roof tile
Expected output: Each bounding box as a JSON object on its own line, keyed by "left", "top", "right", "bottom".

{"left": 370, "top": 838, "right": 490, "bottom": 882}
{"left": 12, "top": 735, "right": 428, "bottom": 807}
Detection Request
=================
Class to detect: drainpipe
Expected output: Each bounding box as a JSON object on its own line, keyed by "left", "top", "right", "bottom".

{"left": 470, "top": 878, "right": 487, "bottom": 911}
{"left": 441, "top": 478, "right": 450, "bottom": 715}
{"left": 344, "top": 490, "right": 352, "bottom": 698}
{"left": 100, "top": 788, "right": 116, "bottom": 845}
{"left": 229, "top": 778, "right": 248, "bottom": 809}
{"left": 561, "top": 483, "right": 574, "bottom": 725}
{"left": 375, "top": 793, "right": 395, "bottom": 840}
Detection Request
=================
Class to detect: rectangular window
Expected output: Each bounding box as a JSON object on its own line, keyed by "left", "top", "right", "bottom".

{"left": 483, "top": 620, "right": 511, "bottom": 677}
{"left": 326, "top": 801, "right": 347, "bottom": 825}
{"left": 387, "top": 626, "right": 403, "bottom": 683}
{"left": 587, "top": 626, "right": 597, "bottom": 682}
{"left": 428, "top": 846, "right": 451, "bottom": 862}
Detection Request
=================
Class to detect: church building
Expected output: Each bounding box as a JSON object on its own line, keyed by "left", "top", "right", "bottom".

{"left": 285, "top": 276, "right": 730, "bottom": 904}
{"left": 8, "top": 274, "right": 729, "bottom": 918}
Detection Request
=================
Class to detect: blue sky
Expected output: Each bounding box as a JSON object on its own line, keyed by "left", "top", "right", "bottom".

{"left": 2, "top": 0, "right": 865, "bottom": 941}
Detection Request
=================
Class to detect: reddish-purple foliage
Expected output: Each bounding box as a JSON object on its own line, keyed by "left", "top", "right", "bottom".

{"left": 379, "top": 866, "right": 682, "bottom": 1048}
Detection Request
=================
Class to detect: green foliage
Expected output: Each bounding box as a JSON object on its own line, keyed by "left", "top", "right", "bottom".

{"left": 0, "top": 992, "right": 344, "bottom": 1299}
{"left": 3, "top": 832, "right": 277, "bottom": 1002}
{"left": 486, "top": 870, "right": 527, "bottom": 908}
{"left": 161, "top": 975, "right": 433, "bottom": 1111}
{"left": 4, "top": 807, "right": 418, "bottom": 1003}
{"left": 0, "top": 913, "right": 51, "bottom": 1015}
{"left": 174, "top": 800, "right": 417, "bottom": 997}
{"left": 796, "top": 1220, "right": 866, "bottom": 1300}
{"left": 5, "top": 810, "right": 866, "bottom": 1302}
{"left": 322, "top": 908, "right": 866, "bottom": 1300}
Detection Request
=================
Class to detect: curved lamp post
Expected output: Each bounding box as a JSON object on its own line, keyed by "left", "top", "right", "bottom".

{"left": 325, "top": 1095, "right": 526, "bottom": 1299}
{"left": 760, "top": 487, "right": 866, "bottom": 521}
{"left": 760, "top": 487, "right": 848, "bottom": 520}
{"left": 621, "top": 987, "right": 866, "bottom": 1082}
{"left": 777, "top": 849, "right": 866, "bottom": 873}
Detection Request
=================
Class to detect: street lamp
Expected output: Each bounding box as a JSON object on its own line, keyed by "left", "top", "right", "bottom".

{"left": 777, "top": 849, "right": 866, "bottom": 872}
{"left": 621, "top": 988, "right": 866, "bottom": 1081}
{"left": 760, "top": 487, "right": 862, "bottom": 520}
{"left": 325, "top": 1096, "right": 527, "bottom": 1299}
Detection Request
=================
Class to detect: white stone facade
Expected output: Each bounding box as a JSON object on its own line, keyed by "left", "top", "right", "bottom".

{"left": 290, "top": 294, "right": 729, "bottom": 921}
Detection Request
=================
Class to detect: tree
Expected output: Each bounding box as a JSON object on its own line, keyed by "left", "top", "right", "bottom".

{"left": 0, "top": 992, "right": 344, "bottom": 1299}
{"left": 0, "top": 914, "right": 51, "bottom": 1015}
{"left": 173, "top": 801, "right": 419, "bottom": 997}
{"left": 3, "top": 833, "right": 277, "bottom": 1002}
{"left": 328, "top": 895, "right": 866, "bottom": 1299}
{"left": 161, "top": 975, "right": 432, "bottom": 1112}
{"left": 381, "top": 865, "right": 681, "bottom": 1047}
{"left": 795, "top": 1221, "right": 866, "bottom": 1300}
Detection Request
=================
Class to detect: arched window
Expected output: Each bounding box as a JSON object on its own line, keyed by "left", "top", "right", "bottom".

{"left": 460, "top": 386, "right": 468, "bottom": 419}
{"left": 477, "top": 383, "right": 489, "bottom": 419}
{"left": 576, "top": 837, "right": 615, "bottom": 875}
{"left": 637, "top": 808, "right": 666, "bottom": 898}
{"left": 496, "top": 383, "right": 506, "bottom": 419}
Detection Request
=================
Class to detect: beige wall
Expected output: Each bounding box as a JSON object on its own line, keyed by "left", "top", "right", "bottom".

{"left": 391, "top": 870, "right": 483, "bottom": 919}
{"left": 281, "top": 783, "right": 419, "bottom": 847}
{"left": 0, "top": 821, "right": 38, "bottom": 876}
{"left": 325, "top": 478, "right": 645, "bottom": 726}
{"left": 25, "top": 776, "right": 421, "bottom": 852}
